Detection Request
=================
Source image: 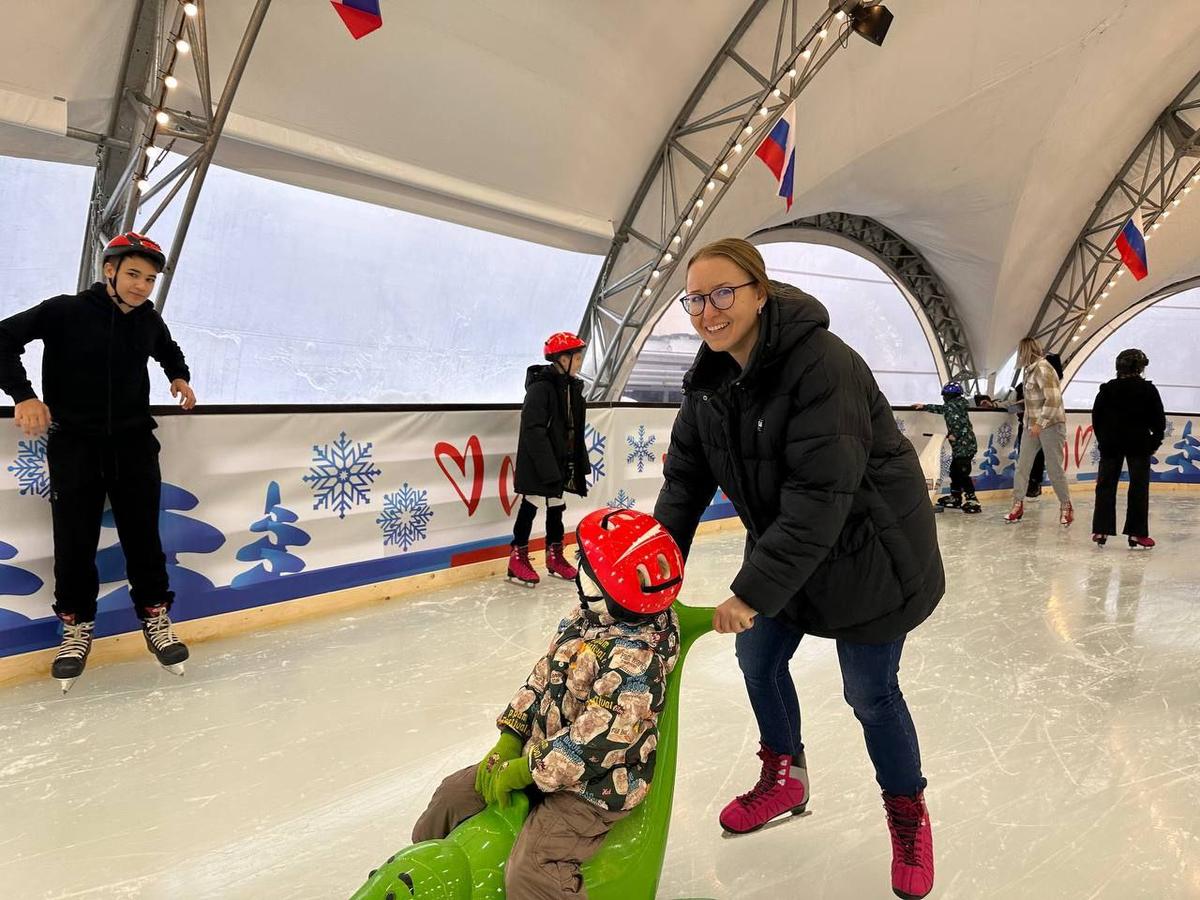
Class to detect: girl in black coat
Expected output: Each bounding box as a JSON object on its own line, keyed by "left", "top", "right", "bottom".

{"left": 507, "top": 332, "right": 590, "bottom": 586}
{"left": 1091, "top": 349, "right": 1166, "bottom": 548}
{"left": 653, "top": 239, "right": 941, "bottom": 899}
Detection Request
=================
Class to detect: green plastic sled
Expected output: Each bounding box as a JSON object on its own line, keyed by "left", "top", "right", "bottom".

{"left": 350, "top": 602, "right": 715, "bottom": 899}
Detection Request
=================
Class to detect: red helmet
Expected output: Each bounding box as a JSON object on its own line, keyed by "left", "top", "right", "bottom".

{"left": 575, "top": 509, "right": 684, "bottom": 618}
{"left": 544, "top": 331, "right": 586, "bottom": 360}
{"left": 103, "top": 232, "right": 166, "bottom": 271}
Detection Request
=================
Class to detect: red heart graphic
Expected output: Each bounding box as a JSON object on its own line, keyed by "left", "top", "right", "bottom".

{"left": 1074, "top": 425, "right": 1094, "bottom": 467}
{"left": 499, "top": 455, "right": 518, "bottom": 516}
{"left": 435, "top": 436, "right": 484, "bottom": 516}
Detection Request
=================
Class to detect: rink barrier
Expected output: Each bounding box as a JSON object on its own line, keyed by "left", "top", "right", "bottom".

{"left": 1, "top": 404, "right": 1197, "bottom": 684}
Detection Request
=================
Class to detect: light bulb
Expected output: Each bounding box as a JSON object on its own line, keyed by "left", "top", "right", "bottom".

{"left": 176, "top": 38, "right": 190, "bottom": 54}
{"left": 136, "top": 178, "right": 150, "bottom": 193}
{"left": 643, "top": 288, "right": 652, "bottom": 297}
{"left": 1152, "top": 222, "right": 1162, "bottom": 230}
{"left": 1163, "top": 210, "right": 1171, "bottom": 218}
{"left": 672, "top": 235, "right": 681, "bottom": 245}
{"left": 183, "top": 2, "right": 198, "bottom": 16}
{"left": 155, "top": 110, "right": 170, "bottom": 125}
{"left": 1072, "top": 335, "right": 1081, "bottom": 342}
{"left": 1193, "top": 174, "right": 1199, "bottom": 182}
{"left": 695, "top": 198, "right": 704, "bottom": 209}
{"left": 1087, "top": 314, "right": 1094, "bottom": 320}
{"left": 719, "top": 162, "right": 729, "bottom": 173}
{"left": 1101, "top": 291, "right": 1109, "bottom": 299}
{"left": 164, "top": 74, "right": 178, "bottom": 90}
{"left": 819, "top": 29, "right": 828, "bottom": 38}
{"left": 145, "top": 146, "right": 157, "bottom": 159}
{"left": 1173, "top": 198, "right": 1182, "bottom": 206}
{"left": 651, "top": 270, "right": 661, "bottom": 280}
{"left": 1108, "top": 280, "right": 1117, "bottom": 288}
{"left": 707, "top": 180, "right": 715, "bottom": 191}
{"left": 773, "top": 88, "right": 782, "bottom": 99}
{"left": 684, "top": 218, "right": 693, "bottom": 227}
{"left": 734, "top": 143, "right": 743, "bottom": 154}
{"left": 743, "top": 125, "right": 753, "bottom": 135}
{"left": 802, "top": 48, "right": 812, "bottom": 59}
{"left": 663, "top": 253, "right": 673, "bottom": 263}
{"left": 759, "top": 107, "right": 769, "bottom": 117}
{"left": 788, "top": 68, "right": 797, "bottom": 78}
{"left": 1080, "top": 325, "right": 1087, "bottom": 331}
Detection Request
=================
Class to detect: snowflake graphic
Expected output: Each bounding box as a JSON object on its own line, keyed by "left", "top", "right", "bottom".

{"left": 894, "top": 416, "right": 908, "bottom": 436}
{"left": 584, "top": 424, "right": 607, "bottom": 486}
{"left": 303, "top": 431, "right": 382, "bottom": 520}
{"left": 1089, "top": 442, "right": 1103, "bottom": 466}
{"left": 626, "top": 426, "right": 657, "bottom": 473}
{"left": 996, "top": 422, "right": 1014, "bottom": 448}
{"left": 939, "top": 443, "right": 953, "bottom": 481}
{"left": 7, "top": 438, "right": 49, "bottom": 499}
{"left": 377, "top": 482, "right": 434, "bottom": 551}
{"left": 607, "top": 489, "right": 636, "bottom": 510}
{"left": 1164, "top": 420, "right": 1176, "bottom": 439}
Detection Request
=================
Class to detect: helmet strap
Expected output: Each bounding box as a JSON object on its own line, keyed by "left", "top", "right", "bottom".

{"left": 106, "top": 258, "right": 135, "bottom": 311}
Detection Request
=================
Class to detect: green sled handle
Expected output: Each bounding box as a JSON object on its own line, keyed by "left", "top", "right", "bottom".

{"left": 350, "top": 601, "right": 716, "bottom": 900}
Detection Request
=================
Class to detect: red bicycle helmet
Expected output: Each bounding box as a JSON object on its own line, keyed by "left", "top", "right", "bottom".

{"left": 544, "top": 331, "right": 586, "bottom": 360}
{"left": 575, "top": 508, "right": 684, "bottom": 619}
{"left": 103, "top": 232, "right": 166, "bottom": 271}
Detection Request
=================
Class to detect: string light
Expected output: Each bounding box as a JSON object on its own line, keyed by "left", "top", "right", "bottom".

{"left": 819, "top": 29, "right": 828, "bottom": 38}
{"left": 733, "top": 143, "right": 743, "bottom": 154}
{"left": 695, "top": 198, "right": 704, "bottom": 209}
{"left": 706, "top": 180, "right": 716, "bottom": 191}
{"left": 743, "top": 125, "right": 753, "bottom": 135}
{"left": 773, "top": 88, "right": 782, "bottom": 99}
{"left": 176, "top": 38, "right": 191, "bottom": 54}
{"left": 651, "top": 270, "right": 661, "bottom": 280}
{"left": 155, "top": 110, "right": 171, "bottom": 125}
{"left": 788, "top": 68, "right": 797, "bottom": 78}
{"left": 719, "top": 162, "right": 729, "bottom": 173}
{"left": 835, "top": 10, "right": 846, "bottom": 20}
{"left": 164, "top": 75, "right": 178, "bottom": 90}
{"left": 671, "top": 235, "right": 682, "bottom": 245}
{"left": 759, "top": 106, "right": 769, "bottom": 117}
{"left": 183, "top": 2, "right": 198, "bottom": 16}
{"left": 663, "top": 253, "right": 673, "bottom": 263}
{"left": 684, "top": 217, "right": 693, "bottom": 227}
{"left": 643, "top": 288, "right": 652, "bottom": 297}
{"left": 136, "top": 178, "right": 150, "bottom": 193}
{"left": 802, "top": 48, "right": 812, "bottom": 59}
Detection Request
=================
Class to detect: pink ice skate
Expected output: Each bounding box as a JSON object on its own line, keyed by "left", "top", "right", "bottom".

{"left": 718, "top": 743, "right": 809, "bottom": 835}
{"left": 884, "top": 790, "right": 934, "bottom": 899}
{"left": 506, "top": 545, "right": 539, "bottom": 587}
{"left": 544, "top": 542, "right": 578, "bottom": 580}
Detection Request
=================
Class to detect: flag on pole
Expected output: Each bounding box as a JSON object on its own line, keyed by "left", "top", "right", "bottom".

{"left": 330, "top": 0, "right": 383, "bottom": 40}
{"left": 1115, "top": 210, "right": 1148, "bottom": 280}
{"left": 754, "top": 103, "right": 796, "bottom": 210}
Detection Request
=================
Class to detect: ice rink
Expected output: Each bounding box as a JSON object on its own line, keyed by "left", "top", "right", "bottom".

{"left": 2, "top": 493, "right": 1199, "bottom": 899}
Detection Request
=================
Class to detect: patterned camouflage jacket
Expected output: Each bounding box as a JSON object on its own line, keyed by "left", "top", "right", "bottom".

{"left": 924, "top": 395, "right": 978, "bottom": 459}
{"left": 497, "top": 604, "right": 680, "bottom": 813}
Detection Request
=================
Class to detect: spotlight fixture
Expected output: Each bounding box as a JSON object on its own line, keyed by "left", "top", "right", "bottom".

{"left": 842, "top": 2, "right": 894, "bottom": 47}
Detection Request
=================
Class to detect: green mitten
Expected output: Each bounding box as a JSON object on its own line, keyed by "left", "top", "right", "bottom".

{"left": 474, "top": 732, "right": 524, "bottom": 797}
{"left": 488, "top": 755, "right": 534, "bottom": 808}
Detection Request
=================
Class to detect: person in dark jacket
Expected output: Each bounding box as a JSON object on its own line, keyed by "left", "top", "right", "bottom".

{"left": 508, "top": 331, "right": 590, "bottom": 587}
{"left": 653, "top": 239, "right": 942, "bottom": 900}
{"left": 915, "top": 382, "right": 981, "bottom": 513}
{"left": 1091, "top": 348, "right": 1166, "bottom": 549}
{"left": 0, "top": 232, "right": 195, "bottom": 691}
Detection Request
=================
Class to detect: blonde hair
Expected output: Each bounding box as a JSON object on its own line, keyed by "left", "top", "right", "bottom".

{"left": 687, "top": 238, "right": 770, "bottom": 291}
{"left": 1016, "top": 337, "right": 1044, "bottom": 369}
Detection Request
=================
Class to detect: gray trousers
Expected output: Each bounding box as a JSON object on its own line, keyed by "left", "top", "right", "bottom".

{"left": 1012, "top": 422, "right": 1071, "bottom": 504}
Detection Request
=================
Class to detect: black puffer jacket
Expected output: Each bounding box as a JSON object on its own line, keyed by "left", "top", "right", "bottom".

{"left": 653, "top": 282, "right": 944, "bottom": 643}
{"left": 513, "top": 365, "right": 589, "bottom": 499}
{"left": 1092, "top": 376, "right": 1166, "bottom": 456}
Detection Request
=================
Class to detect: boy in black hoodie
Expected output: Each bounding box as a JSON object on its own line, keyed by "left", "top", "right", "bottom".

{"left": 1091, "top": 348, "right": 1166, "bottom": 549}
{"left": 507, "top": 332, "right": 589, "bottom": 587}
{"left": 0, "top": 232, "right": 195, "bottom": 691}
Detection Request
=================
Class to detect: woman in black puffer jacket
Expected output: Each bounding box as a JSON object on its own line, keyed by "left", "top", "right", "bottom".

{"left": 1090, "top": 348, "right": 1166, "bottom": 548}
{"left": 653, "top": 239, "right": 943, "bottom": 900}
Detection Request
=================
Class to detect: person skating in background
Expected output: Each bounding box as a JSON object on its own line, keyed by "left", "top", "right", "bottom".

{"left": 413, "top": 509, "right": 682, "bottom": 899}
{"left": 0, "top": 233, "right": 196, "bottom": 692}
{"left": 1004, "top": 338, "right": 1073, "bottom": 526}
{"left": 1015, "top": 352, "right": 1064, "bottom": 499}
{"left": 915, "top": 382, "right": 982, "bottom": 514}
{"left": 508, "top": 332, "right": 590, "bottom": 587}
{"left": 1091, "top": 349, "right": 1166, "bottom": 549}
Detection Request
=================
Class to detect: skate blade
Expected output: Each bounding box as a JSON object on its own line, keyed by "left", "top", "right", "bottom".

{"left": 162, "top": 663, "right": 186, "bottom": 676}
{"left": 57, "top": 678, "right": 77, "bottom": 694}
{"left": 720, "top": 805, "right": 810, "bottom": 838}
{"left": 546, "top": 571, "right": 576, "bottom": 581}
{"left": 505, "top": 576, "right": 538, "bottom": 589}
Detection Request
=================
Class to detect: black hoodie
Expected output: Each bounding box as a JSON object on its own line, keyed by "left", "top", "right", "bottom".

{"left": 0, "top": 283, "right": 190, "bottom": 435}
{"left": 1092, "top": 375, "right": 1166, "bottom": 456}
{"left": 653, "top": 281, "right": 944, "bottom": 643}
{"left": 513, "top": 363, "right": 589, "bottom": 499}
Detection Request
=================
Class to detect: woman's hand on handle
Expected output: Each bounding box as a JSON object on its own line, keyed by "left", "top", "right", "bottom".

{"left": 714, "top": 595, "right": 758, "bottom": 634}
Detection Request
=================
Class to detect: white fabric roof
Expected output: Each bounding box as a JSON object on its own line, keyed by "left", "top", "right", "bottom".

{"left": 2, "top": 0, "right": 1199, "bottom": 372}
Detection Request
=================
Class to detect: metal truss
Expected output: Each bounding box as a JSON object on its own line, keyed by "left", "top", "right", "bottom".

{"left": 758, "top": 212, "right": 978, "bottom": 384}
{"left": 76, "top": 0, "right": 273, "bottom": 313}
{"left": 1030, "top": 69, "right": 1200, "bottom": 361}
{"left": 577, "top": 0, "right": 888, "bottom": 401}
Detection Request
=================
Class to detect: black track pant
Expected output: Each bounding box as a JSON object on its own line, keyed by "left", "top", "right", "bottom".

{"left": 948, "top": 456, "right": 976, "bottom": 497}
{"left": 1092, "top": 452, "right": 1151, "bottom": 537}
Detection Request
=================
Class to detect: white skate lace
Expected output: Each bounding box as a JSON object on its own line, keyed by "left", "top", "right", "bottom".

{"left": 57, "top": 622, "right": 94, "bottom": 660}
{"left": 143, "top": 610, "right": 179, "bottom": 651}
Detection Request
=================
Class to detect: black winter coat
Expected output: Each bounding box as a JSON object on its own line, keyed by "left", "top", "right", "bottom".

{"left": 0, "top": 283, "right": 190, "bottom": 435}
{"left": 1092, "top": 376, "right": 1166, "bottom": 457}
{"left": 514, "top": 365, "right": 589, "bottom": 499}
{"left": 653, "top": 282, "right": 944, "bottom": 643}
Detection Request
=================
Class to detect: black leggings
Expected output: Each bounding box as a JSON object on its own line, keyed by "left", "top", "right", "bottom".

{"left": 1092, "top": 452, "right": 1151, "bottom": 537}
{"left": 512, "top": 497, "right": 565, "bottom": 547}
{"left": 948, "top": 457, "right": 976, "bottom": 496}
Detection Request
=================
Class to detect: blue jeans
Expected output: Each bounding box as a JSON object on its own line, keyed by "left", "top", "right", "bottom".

{"left": 735, "top": 612, "right": 927, "bottom": 796}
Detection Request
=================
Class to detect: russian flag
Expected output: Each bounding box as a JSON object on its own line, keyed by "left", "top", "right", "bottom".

{"left": 1115, "top": 210, "right": 1148, "bottom": 281}
{"left": 330, "top": 0, "right": 383, "bottom": 40}
{"left": 754, "top": 103, "right": 796, "bottom": 210}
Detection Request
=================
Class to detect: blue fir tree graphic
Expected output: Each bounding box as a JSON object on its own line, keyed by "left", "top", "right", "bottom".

{"left": 232, "top": 481, "right": 310, "bottom": 589}
{"left": 0, "top": 539, "right": 42, "bottom": 597}
{"left": 974, "top": 435, "right": 1007, "bottom": 491}
{"left": 1159, "top": 420, "right": 1200, "bottom": 483}
{"left": 96, "top": 482, "right": 226, "bottom": 608}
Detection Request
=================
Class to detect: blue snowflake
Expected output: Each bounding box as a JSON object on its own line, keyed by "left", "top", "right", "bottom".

{"left": 1164, "top": 420, "right": 1176, "bottom": 439}
{"left": 607, "top": 489, "right": 636, "bottom": 510}
{"left": 626, "top": 426, "right": 657, "bottom": 473}
{"left": 7, "top": 438, "right": 49, "bottom": 499}
{"left": 894, "top": 416, "right": 908, "bottom": 436}
{"left": 585, "top": 424, "right": 607, "bottom": 486}
{"left": 939, "top": 443, "right": 953, "bottom": 481}
{"left": 377, "top": 482, "right": 434, "bottom": 551}
{"left": 1089, "top": 442, "right": 1103, "bottom": 465}
{"left": 996, "top": 421, "right": 1014, "bottom": 448}
{"left": 303, "top": 431, "right": 382, "bottom": 520}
